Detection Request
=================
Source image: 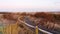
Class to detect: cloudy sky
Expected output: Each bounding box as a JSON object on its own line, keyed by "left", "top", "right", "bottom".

{"left": 0, "top": 0, "right": 60, "bottom": 12}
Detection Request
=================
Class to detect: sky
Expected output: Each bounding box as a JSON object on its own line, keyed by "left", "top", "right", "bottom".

{"left": 0, "top": 0, "right": 60, "bottom": 12}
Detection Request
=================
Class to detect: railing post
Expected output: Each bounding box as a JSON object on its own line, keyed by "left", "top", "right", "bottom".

{"left": 36, "top": 26, "right": 38, "bottom": 34}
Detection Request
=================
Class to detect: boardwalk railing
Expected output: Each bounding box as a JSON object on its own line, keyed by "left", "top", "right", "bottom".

{"left": 18, "top": 16, "right": 53, "bottom": 34}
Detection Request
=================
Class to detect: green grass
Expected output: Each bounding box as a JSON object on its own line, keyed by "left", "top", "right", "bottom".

{"left": 0, "top": 26, "right": 5, "bottom": 34}
{"left": 0, "top": 26, "right": 4, "bottom": 31}
{"left": 0, "top": 31, "right": 3, "bottom": 34}
{"left": 0, "top": 26, "right": 3, "bottom": 34}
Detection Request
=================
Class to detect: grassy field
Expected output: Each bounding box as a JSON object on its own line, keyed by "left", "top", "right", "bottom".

{"left": 0, "top": 26, "right": 3, "bottom": 34}
{"left": 0, "top": 23, "right": 35, "bottom": 34}
{"left": 0, "top": 12, "right": 60, "bottom": 34}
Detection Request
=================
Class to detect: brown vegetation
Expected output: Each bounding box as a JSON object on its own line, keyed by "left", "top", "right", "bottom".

{"left": 0, "top": 12, "right": 60, "bottom": 34}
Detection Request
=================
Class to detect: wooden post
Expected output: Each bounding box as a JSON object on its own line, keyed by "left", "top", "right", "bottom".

{"left": 36, "top": 26, "right": 38, "bottom": 34}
